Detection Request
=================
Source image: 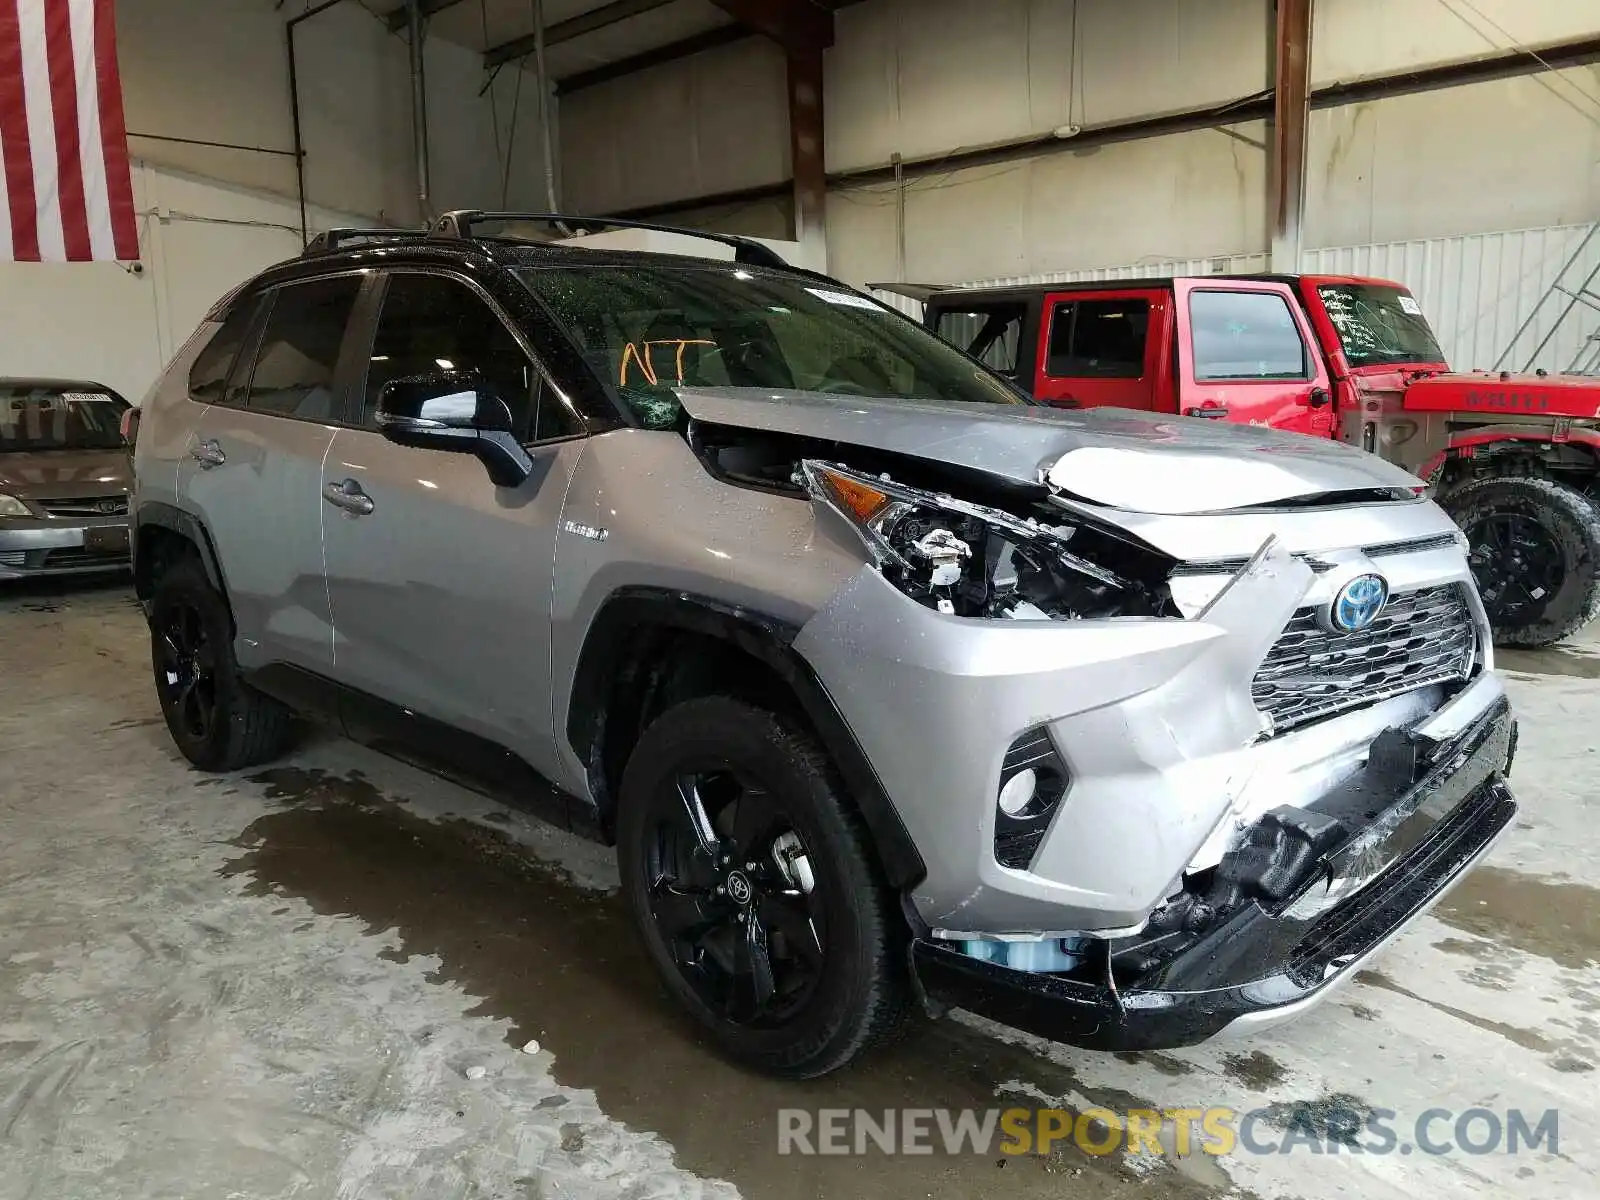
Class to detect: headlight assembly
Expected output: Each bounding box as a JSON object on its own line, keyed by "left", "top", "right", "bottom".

{"left": 801, "top": 460, "right": 1169, "bottom": 620}
{"left": 0, "top": 494, "right": 32, "bottom": 519}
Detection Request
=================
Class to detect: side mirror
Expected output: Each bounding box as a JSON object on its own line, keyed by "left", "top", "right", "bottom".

{"left": 375, "top": 371, "right": 533, "bottom": 488}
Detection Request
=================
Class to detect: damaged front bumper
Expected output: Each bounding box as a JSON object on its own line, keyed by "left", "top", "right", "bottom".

{"left": 910, "top": 684, "right": 1517, "bottom": 1050}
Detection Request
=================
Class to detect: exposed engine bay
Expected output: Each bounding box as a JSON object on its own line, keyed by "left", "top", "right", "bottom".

{"left": 689, "top": 420, "right": 1177, "bottom": 621}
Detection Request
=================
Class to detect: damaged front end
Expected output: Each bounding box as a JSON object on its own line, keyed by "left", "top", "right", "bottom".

{"left": 913, "top": 681, "right": 1516, "bottom": 1049}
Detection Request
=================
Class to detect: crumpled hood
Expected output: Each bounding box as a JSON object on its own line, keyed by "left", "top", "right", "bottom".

{"left": 0, "top": 448, "right": 131, "bottom": 498}
{"left": 677, "top": 388, "right": 1421, "bottom": 514}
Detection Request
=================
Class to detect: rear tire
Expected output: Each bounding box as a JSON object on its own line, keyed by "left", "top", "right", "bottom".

{"left": 149, "top": 557, "right": 292, "bottom": 770}
{"left": 616, "top": 696, "right": 908, "bottom": 1078}
{"left": 1441, "top": 475, "right": 1600, "bottom": 648}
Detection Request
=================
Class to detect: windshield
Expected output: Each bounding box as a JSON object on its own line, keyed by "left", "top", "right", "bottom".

{"left": 1317, "top": 284, "right": 1445, "bottom": 368}
{"left": 0, "top": 385, "right": 128, "bottom": 452}
{"left": 520, "top": 265, "right": 1027, "bottom": 428}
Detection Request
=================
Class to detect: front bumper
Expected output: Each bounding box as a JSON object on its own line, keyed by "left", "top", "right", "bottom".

{"left": 910, "top": 694, "right": 1516, "bottom": 1050}
{"left": 0, "top": 517, "right": 131, "bottom": 579}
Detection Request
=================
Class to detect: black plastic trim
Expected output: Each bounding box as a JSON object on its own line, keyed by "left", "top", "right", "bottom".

{"left": 564, "top": 587, "right": 927, "bottom": 888}
{"left": 244, "top": 663, "right": 599, "bottom": 838}
{"left": 131, "top": 501, "right": 229, "bottom": 600}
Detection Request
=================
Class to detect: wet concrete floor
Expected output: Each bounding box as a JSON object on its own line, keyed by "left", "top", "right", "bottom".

{"left": 2, "top": 578, "right": 1596, "bottom": 1199}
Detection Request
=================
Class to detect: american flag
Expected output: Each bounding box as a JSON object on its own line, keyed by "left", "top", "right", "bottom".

{"left": 0, "top": 0, "right": 137, "bottom": 261}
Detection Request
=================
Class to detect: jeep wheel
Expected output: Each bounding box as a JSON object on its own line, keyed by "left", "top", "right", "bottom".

{"left": 1442, "top": 476, "right": 1600, "bottom": 648}
{"left": 149, "top": 558, "right": 292, "bottom": 770}
{"left": 616, "top": 697, "right": 907, "bottom": 1078}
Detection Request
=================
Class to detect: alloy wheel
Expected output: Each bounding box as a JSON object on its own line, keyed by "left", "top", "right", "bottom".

{"left": 155, "top": 600, "right": 218, "bottom": 742}
{"left": 1466, "top": 513, "right": 1565, "bottom": 627}
{"left": 642, "top": 770, "right": 826, "bottom": 1027}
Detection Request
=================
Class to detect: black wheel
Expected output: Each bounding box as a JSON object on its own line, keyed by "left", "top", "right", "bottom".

{"left": 1442, "top": 475, "right": 1600, "bottom": 648}
{"left": 149, "top": 558, "right": 292, "bottom": 770}
{"left": 616, "top": 697, "right": 908, "bottom": 1078}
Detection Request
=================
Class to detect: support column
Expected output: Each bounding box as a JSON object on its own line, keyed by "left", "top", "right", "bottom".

{"left": 787, "top": 47, "right": 826, "bottom": 268}
{"left": 1269, "top": 0, "right": 1312, "bottom": 272}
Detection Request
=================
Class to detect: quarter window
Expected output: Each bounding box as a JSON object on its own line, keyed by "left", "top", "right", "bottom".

{"left": 235, "top": 277, "right": 362, "bottom": 419}
{"left": 933, "top": 305, "right": 1026, "bottom": 376}
{"left": 362, "top": 274, "right": 575, "bottom": 443}
{"left": 1046, "top": 299, "right": 1149, "bottom": 378}
{"left": 188, "top": 297, "right": 262, "bottom": 403}
{"left": 1189, "top": 291, "right": 1310, "bottom": 381}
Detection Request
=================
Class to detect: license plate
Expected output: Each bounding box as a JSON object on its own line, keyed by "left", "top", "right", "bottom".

{"left": 85, "top": 525, "right": 129, "bottom": 554}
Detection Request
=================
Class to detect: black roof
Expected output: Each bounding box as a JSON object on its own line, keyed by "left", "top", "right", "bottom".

{"left": 897, "top": 274, "right": 1306, "bottom": 305}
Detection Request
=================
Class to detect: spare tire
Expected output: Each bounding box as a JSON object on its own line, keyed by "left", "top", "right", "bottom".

{"left": 1441, "top": 475, "right": 1600, "bottom": 648}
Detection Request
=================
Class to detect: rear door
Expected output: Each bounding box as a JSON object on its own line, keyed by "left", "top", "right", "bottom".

{"left": 1173, "top": 279, "right": 1333, "bottom": 435}
{"left": 1036, "top": 289, "right": 1166, "bottom": 409}
{"left": 178, "top": 273, "right": 369, "bottom": 674}
{"left": 929, "top": 300, "right": 1034, "bottom": 386}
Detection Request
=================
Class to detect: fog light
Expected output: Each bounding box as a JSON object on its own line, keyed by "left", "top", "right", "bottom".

{"left": 997, "top": 767, "right": 1037, "bottom": 817}
{"left": 994, "top": 729, "right": 1070, "bottom": 870}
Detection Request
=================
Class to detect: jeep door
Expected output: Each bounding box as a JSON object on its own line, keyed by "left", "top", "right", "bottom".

{"left": 176, "top": 273, "right": 369, "bottom": 674}
{"left": 319, "top": 269, "right": 587, "bottom": 786}
{"left": 1172, "top": 278, "right": 1334, "bottom": 435}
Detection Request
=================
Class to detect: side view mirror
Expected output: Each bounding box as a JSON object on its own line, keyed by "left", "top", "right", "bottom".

{"left": 119, "top": 406, "right": 140, "bottom": 449}
{"left": 375, "top": 371, "right": 533, "bottom": 488}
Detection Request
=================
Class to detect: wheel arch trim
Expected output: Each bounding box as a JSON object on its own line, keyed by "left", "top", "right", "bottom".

{"left": 133, "top": 502, "right": 229, "bottom": 602}
{"left": 565, "top": 586, "right": 927, "bottom": 889}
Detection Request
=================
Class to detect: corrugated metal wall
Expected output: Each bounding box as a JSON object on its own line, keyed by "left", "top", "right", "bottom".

{"left": 870, "top": 223, "right": 1600, "bottom": 375}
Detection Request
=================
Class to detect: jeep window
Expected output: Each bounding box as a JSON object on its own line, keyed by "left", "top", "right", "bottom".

{"left": 1318, "top": 284, "right": 1445, "bottom": 368}
{"left": 0, "top": 385, "right": 128, "bottom": 452}
{"left": 521, "top": 266, "right": 1026, "bottom": 429}
{"left": 933, "top": 304, "right": 1026, "bottom": 378}
{"left": 1047, "top": 299, "right": 1149, "bottom": 378}
{"left": 360, "top": 274, "right": 575, "bottom": 443}
{"left": 1190, "top": 290, "right": 1310, "bottom": 381}
{"left": 234, "top": 277, "right": 362, "bottom": 420}
{"left": 188, "top": 297, "right": 263, "bottom": 403}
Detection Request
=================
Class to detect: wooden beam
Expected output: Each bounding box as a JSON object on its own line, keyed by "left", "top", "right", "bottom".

{"left": 788, "top": 47, "right": 826, "bottom": 249}
{"left": 1269, "top": 0, "right": 1312, "bottom": 271}
{"left": 708, "top": 0, "right": 833, "bottom": 51}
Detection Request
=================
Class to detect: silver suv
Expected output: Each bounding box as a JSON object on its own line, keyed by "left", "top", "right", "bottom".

{"left": 132, "top": 212, "right": 1518, "bottom": 1078}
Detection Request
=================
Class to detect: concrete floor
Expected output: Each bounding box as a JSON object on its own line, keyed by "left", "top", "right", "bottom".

{"left": 1, "top": 577, "right": 1595, "bottom": 1200}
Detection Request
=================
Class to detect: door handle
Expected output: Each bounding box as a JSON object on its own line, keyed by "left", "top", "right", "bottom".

{"left": 1304, "top": 387, "right": 1332, "bottom": 409}
{"left": 190, "top": 439, "right": 225, "bottom": 468}
{"left": 323, "top": 479, "right": 374, "bottom": 516}
{"left": 1184, "top": 405, "right": 1230, "bottom": 419}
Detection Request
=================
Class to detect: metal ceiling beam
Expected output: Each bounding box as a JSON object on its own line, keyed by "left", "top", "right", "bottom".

{"left": 483, "top": 0, "right": 678, "bottom": 67}
{"left": 386, "top": 0, "right": 464, "bottom": 34}
{"left": 787, "top": 47, "right": 825, "bottom": 247}
{"left": 554, "top": 24, "right": 752, "bottom": 93}
{"left": 707, "top": 0, "right": 833, "bottom": 51}
{"left": 1269, "top": 0, "right": 1312, "bottom": 271}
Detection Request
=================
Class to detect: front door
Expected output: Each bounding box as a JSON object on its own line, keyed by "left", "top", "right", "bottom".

{"left": 1035, "top": 289, "right": 1165, "bottom": 410}
{"left": 320, "top": 269, "right": 587, "bottom": 785}
{"left": 1173, "top": 279, "right": 1333, "bottom": 436}
{"left": 178, "top": 273, "right": 368, "bottom": 674}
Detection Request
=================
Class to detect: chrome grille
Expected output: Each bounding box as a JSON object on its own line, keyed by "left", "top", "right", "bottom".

{"left": 39, "top": 495, "right": 127, "bottom": 516}
{"left": 1252, "top": 585, "right": 1476, "bottom": 735}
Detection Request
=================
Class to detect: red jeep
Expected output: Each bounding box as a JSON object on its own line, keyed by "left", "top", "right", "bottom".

{"left": 892, "top": 274, "right": 1600, "bottom": 648}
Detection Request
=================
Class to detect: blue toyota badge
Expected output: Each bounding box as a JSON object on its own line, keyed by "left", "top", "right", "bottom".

{"left": 1328, "top": 573, "right": 1389, "bottom": 633}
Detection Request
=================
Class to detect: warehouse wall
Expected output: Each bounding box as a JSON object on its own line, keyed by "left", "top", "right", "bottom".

{"left": 0, "top": 0, "right": 550, "bottom": 403}
{"left": 553, "top": 0, "right": 1600, "bottom": 292}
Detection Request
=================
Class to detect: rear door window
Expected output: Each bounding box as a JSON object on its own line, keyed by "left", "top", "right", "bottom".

{"left": 233, "top": 276, "right": 362, "bottom": 420}
{"left": 1046, "top": 299, "right": 1149, "bottom": 377}
{"left": 933, "top": 305, "right": 1026, "bottom": 376}
{"left": 1189, "top": 290, "right": 1309, "bottom": 381}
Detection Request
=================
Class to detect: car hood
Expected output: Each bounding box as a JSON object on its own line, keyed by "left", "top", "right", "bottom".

{"left": 0, "top": 448, "right": 131, "bottom": 498}
{"left": 676, "top": 388, "right": 1421, "bottom": 514}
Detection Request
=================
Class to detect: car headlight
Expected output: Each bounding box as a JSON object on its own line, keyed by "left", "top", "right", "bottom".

{"left": 0, "top": 494, "right": 31, "bottom": 518}
{"left": 800, "top": 460, "right": 1172, "bottom": 620}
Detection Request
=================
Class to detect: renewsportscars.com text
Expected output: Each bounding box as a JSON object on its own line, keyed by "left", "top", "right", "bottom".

{"left": 777, "top": 1105, "right": 1560, "bottom": 1158}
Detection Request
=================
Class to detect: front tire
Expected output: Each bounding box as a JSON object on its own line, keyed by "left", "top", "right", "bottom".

{"left": 1442, "top": 475, "right": 1600, "bottom": 648}
{"left": 149, "top": 558, "right": 292, "bottom": 770}
{"left": 616, "top": 697, "right": 908, "bottom": 1078}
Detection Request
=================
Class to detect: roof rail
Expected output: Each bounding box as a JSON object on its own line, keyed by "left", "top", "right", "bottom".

{"left": 302, "top": 227, "right": 429, "bottom": 256}
{"left": 428, "top": 210, "right": 791, "bottom": 270}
